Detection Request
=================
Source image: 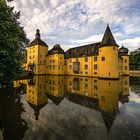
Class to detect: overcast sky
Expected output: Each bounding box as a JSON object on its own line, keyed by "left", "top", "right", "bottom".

{"left": 8, "top": 0, "right": 140, "bottom": 51}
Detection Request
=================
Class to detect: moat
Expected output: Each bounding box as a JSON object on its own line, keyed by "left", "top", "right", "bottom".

{"left": 0, "top": 75, "right": 140, "bottom": 140}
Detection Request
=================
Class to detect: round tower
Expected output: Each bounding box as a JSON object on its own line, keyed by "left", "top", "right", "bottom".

{"left": 98, "top": 25, "right": 119, "bottom": 79}
{"left": 119, "top": 45, "right": 129, "bottom": 75}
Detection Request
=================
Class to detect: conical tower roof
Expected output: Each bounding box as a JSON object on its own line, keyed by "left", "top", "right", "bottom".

{"left": 27, "top": 101, "right": 47, "bottom": 120}
{"left": 101, "top": 25, "right": 118, "bottom": 47}
{"left": 101, "top": 108, "right": 119, "bottom": 133}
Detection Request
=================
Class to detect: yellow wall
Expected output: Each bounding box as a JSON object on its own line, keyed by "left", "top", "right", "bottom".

{"left": 26, "top": 76, "right": 48, "bottom": 106}
{"left": 66, "top": 76, "right": 129, "bottom": 113}
{"left": 27, "top": 45, "right": 48, "bottom": 75}
{"left": 119, "top": 57, "right": 123, "bottom": 76}
{"left": 46, "top": 75, "right": 65, "bottom": 97}
{"left": 121, "top": 76, "right": 129, "bottom": 96}
{"left": 66, "top": 56, "right": 98, "bottom": 77}
{"left": 98, "top": 46, "right": 119, "bottom": 78}
{"left": 122, "top": 56, "right": 129, "bottom": 75}
{"left": 46, "top": 54, "right": 65, "bottom": 75}
{"left": 98, "top": 79, "right": 119, "bottom": 112}
{"left": 66, "top": 76, "right": 97, "bottom": 98}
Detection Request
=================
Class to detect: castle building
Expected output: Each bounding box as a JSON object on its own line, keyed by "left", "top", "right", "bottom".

{"left": 25, "top": 25, "right": 129, "bottom": 79}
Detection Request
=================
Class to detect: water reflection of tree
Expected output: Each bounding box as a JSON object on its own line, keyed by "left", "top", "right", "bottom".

{"left": 0, "top": 87, "right": 28, "bottom": 140}
{"left": 130, "top": 77, "right": 140, "bottom": 95}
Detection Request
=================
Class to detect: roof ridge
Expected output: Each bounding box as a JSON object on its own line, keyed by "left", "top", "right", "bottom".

{"left": 68, "top": 42, "right": 101, "bottom": 50}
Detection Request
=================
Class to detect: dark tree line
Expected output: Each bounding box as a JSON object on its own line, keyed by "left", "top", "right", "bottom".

{"left": 0, "top": 86, "right": 28, "bottom": 140}
{"left": 0, "top": 0, "right": 29, "bottom": 86}
{"left": 129, "top": 50, "right": 140, "bottom": 70}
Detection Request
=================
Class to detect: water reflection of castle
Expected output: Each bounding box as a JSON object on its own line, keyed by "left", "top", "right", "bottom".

{"left": 14, "top": 76, "right": 129, "bottom": 132}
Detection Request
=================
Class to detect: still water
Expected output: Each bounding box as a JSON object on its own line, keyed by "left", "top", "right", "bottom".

{"left": 0, "top": 76, "right": 140, "bottom": 140}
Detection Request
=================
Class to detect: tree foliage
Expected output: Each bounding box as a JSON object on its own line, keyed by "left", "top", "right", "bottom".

{"left": 130, "top": 52, "right": 140, "bottom": 70}
{"left": 0, "top": 0, "right": 29, "bottom": 86}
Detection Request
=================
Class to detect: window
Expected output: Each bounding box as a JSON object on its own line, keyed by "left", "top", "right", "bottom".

{"left": 53, "top": 65, "right": 55, "bottom": 69}
{"left": 125, "top": 66, "right": 127, "bottom": 70}
{"left": 85, "top": 65, "right": 88, "bottom": 69}
{"left": 33, "top": 55, "right": 35, "bottom": 58}
{"left": 53, "top": 60, "right": 55, "bottom": 63}
{"left": 125, "top": 80, "right": 127, "bottom": 85}
{"left": 94, "top": 72, "right": 97, "bottom": 75}
{"left": 52, "top": 81, "right": 55, "bottom": 85}
{"left": 85, "top": 72, "right": 88, "bottom": 74}
{"left": 101, "top": 57, "right": 105, "bottom": 61}
{"left": 125, "top": 59, "right": 127, "bottom": 63}
{"left": 94, "top": 85, "right": 97, "bottom": 90}
{"left": 40, "top": 60, "right": 42, "bottom": 64}
{"left": 94, "top": 56, "right": 97, "bottom": 62}
{"left": 85, "top": 57, "right": 88, "bottom": 62}
{"left": 69, "top": 81, "right": 72, "bottom": 86}
{"left": 94, "top": 80, "right": 97, "bottom": 83}
{"left": 113, "top": 47, "right": 116, "bottom": 50}
{"left": 69, "top": 65, "right": 72, "bottom": 69}
{"left": 64, "top": 60, "right": 67, "bottom": 65}
{"left": 85, "top": 83, "right": 88, "bottom": 89}
{"left": 29, "top": 56, "right": 31, "bottom": 59}
{"left": 101, "top": 96, "right": 105, "bottom": 101}
{"left": 94, "top": 64, "right": 97, "bottom": 70}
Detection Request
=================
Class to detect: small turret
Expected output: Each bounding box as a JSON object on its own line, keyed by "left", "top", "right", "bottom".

{"left": 119, "top": 45, "right": 129, "bottom": 75}
{"left": 35, "top": 29, "right": 41, "bottom": 39}
{"left": 119, "top": 45, "right": 129, "bottom": 56}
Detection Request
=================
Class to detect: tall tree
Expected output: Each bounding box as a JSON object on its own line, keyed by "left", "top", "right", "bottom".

{"left": 0, "top": 0, "right": 29, "bottom": 86}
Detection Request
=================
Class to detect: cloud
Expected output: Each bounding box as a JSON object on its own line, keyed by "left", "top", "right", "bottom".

{"left": 8, "top": 0, "right": 140, "bottom": 51}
